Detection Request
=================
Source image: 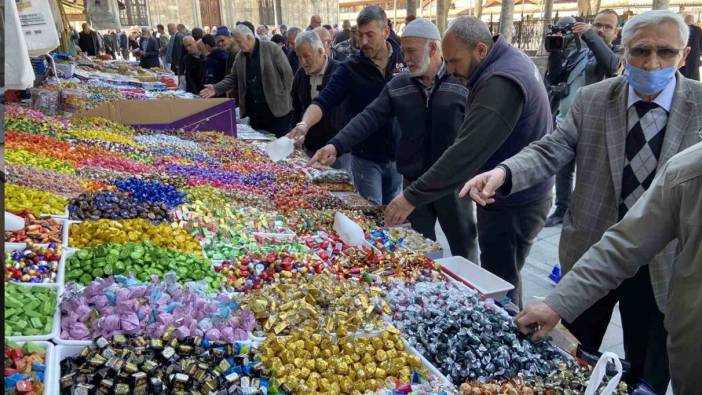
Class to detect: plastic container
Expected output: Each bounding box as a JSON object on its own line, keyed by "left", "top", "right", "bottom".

{"left": 44, "top": 207, "right": 70, "bottom": 220}
{"left": 6, "top": 283, "right": 62, "bottom": 342}
{"left": 11, "top": 340, "right": 55, "bottom": 395}
{"left": 4, "top": 242, "right": 67, "bottom": 287}
{"left": 436, "top": 256, "right": 515, "bottom": 300}
{"left": 52, "top": 343, "right": 92, "bottom": 395}
{"left": 6, "top": 217, "right": 69, "bottom": 248}
{"left": 402, "top": 338, "right": 456, "bottom": 391}
{"left": 62, "top": 220, "right": 80, "bottom": 250}
{"left": 30, "top": 87, "right": 61, "bottom": 115}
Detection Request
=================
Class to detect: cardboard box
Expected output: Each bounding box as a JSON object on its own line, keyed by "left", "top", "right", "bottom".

{"left": 76, "top": 98, "right": 237, "bottom": 136}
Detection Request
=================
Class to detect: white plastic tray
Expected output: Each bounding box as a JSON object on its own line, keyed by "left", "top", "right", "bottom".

{"left": 437, "top": 256, "right": 515, "bottom": 300}
{"left": 52, "top": 343, "right": 92, "bottom": 395}
{"left": 402, "top": 338, "right": 457, "bottom": 392}
{"left": 53, "top": 340, "right": 264, "bottom": 395}
{"left": 11, "top": 340, "right": 55, "bottom": 395}
{"left": 5, "top": 243, "right": 67, "bottom": 287}
{"left": 4, "top": 216, "right": 69, "bottom": 248}
{"left": 6, "top": 283, "right": 62, "bottom": 342}
{"left": 44, "top": 207, "right": 70, "bottom": 220}
{"left": 62, "top": 220, "right": 82, "bottom": 250}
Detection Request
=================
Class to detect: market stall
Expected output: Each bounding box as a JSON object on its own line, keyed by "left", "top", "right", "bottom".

{"left": 4, "top": 103, "right": 627, "bottom": 395}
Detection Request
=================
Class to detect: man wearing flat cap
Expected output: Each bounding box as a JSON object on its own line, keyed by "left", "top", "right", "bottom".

{"left": 310, "top": 18, "right": 479, "bottom": 262}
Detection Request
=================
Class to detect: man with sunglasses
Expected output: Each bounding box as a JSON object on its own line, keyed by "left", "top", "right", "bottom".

{"left": 460, "top": 10, "right": 702, "bottom": 391}
{"left": 544, "top": 10, "right": 622, "bottom": 228}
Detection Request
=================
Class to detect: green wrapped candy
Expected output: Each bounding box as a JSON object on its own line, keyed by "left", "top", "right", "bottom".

{"left": 66, "top": 242, "right": 222, "bottom": 289}
{"left": 4, "top": 283, "right": 57, "bottom": 337}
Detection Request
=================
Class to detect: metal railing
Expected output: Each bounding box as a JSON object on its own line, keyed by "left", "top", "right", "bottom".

{"left": 486, "top": 17, "right": 553, "bottom": 52}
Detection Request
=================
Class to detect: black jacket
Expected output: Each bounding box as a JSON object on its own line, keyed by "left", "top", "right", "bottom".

{"left": 313, "top": 39, "right": 404, "bottom": 163}
{"left": 170, "top": 32, "right": 185, "bottom": 75}
{"left": 118, "top": 32, "right": 128, "bottom": 49}
{"left": 205, "top": 47, "right": 228, "bottom": 84}
{"left": 681, "top": 24, "right": 701, "bottom": 80}
{"left": 79, "top": 30, "right": 100, "bottom": 56}
{"left": 292, "top": 58, "right": 351, "bottom": 152}
{"left": 329, "top": 64, "right": 468, "bottom": 178}
{"left": 287, "top": 49, "right": 300, "bottom": 74}
{"left": 139, "top": 36, "right": 161, "bottom": 69}
{"left": 184, "top": 53, "right": 205, "bottom": 94}
{"left": 334, "top": 30, "right": 350, "bottom": 45}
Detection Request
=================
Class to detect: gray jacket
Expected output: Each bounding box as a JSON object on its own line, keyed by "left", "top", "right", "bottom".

{"left": 213, "top": 39, "right": 294, "bottom": 118}
{"left": 544, "top": 142, "right": 702, "bottom": 394}
{"left": 329, "top": 63, "right": 469, "bottom": 179}
{"left": 502, "top": 75, "right": 702, "bottom": 310}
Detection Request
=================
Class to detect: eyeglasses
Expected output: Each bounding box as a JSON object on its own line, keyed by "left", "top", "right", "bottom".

{"left": 628, "top": 46, "right": 683, "bottom": 59}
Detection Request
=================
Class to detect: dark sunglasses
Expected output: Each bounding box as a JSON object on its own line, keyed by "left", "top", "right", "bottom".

{"left": 628, "top": 46, "right": 682, "bottom": 59}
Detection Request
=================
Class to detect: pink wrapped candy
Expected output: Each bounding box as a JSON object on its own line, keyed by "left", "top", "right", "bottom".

{"left": 60, "top": 274, "right": 254, "bottom": 341}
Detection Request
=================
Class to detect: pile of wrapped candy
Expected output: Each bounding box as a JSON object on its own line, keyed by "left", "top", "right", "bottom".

{"left": 241, "top": 273, "right": 390, "bottom": 336}
{"left": 5, "top": 242, "right": 62, "bottom": 283}
{"left": 4, "top": 103, "right": 589, "bottom": 394}
{"left": 5, "top": 340, "right": 50, "bottom": 394}
{"left": 459, "top": 362, "right": 629, "bottom": 394}
{"left": 385, "top": 281, "right": 565, "bottom": 384}
{"left": 31, "top": 58, "right": 193, "bottom": 114}
{"left": 59, "top": 336, "right": 266, "bottom": 394}
{"left": 60, "top": 274, "right": 253, "bottom": 341}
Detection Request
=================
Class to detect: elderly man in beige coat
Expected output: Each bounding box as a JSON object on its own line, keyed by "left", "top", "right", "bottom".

{"left": 461, "top": 10, "right": 702, "bottom": 391}
{"left": 201, "top": 24, "right": 293, "bottom": 136}
{"left": 516, "top": 141, "right": 702, "bottom": 394}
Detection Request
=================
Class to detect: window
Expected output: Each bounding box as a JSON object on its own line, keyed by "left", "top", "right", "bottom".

{"left": 119, "top": 0, "right": 149, "bottom": 26}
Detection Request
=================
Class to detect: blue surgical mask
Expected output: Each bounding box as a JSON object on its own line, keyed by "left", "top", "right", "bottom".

{"left": 624, "top": 64, "right": 676, "bottom": 96}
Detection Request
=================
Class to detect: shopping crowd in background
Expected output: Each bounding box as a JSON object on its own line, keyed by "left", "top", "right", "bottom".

{"left": 68, "top": 16, "right": 373, "bottom": 93}
{"left": 69, "top": 7, "right": 702, "bottom": 393}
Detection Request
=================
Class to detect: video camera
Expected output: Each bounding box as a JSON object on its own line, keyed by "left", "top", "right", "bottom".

{"left": 544, "top": 23, "right": 575, "bottom": 52}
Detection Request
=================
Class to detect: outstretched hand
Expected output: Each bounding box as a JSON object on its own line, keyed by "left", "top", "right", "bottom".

{"left": 200, "top": 84, "right": 216, "bottom": 98}
{"left": 308, "top": 144, "right": 338, "bottom": 167}
{"left": 459, "top": 167, "right": 507, "bottom": 206}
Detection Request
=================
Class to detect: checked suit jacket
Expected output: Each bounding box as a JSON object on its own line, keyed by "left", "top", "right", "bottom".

{"left": 501, "top": 74, "right": 702, "bottom": 311}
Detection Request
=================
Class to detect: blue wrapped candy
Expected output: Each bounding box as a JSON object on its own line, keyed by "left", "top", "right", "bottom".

{"left": 112, "top": 177, "right": 187, "bottom": 208}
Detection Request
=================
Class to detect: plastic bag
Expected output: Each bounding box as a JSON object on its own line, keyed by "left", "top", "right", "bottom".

{"left": 4, "top": 0, "right": 35, "bottom": 90}
{"left": 333, "top": 212, "right": 365, "bottom": 247}
{"left": 30, "top": 87, "right": 60, "bottom": 115}
{"left": 585, "top": 351, "right": 624, "bottom": 395}
{"left": 15, "top": 0, "right": 60, "bottom": 56}
{"left": 265, "top": 136, "right": 294, "bottom": 162}
{"left": 5, "top": 212, "right": 25, "bottom": 231}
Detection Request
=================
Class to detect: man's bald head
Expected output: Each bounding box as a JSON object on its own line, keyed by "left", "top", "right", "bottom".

{"left": 183, "top": 35, "right": 200, "bottom": 56}
{"left": 310, "top": 15, "right": 322, "bottom": 28}
{"left": 684, "top": 13, "right": 696, "bottom": 25}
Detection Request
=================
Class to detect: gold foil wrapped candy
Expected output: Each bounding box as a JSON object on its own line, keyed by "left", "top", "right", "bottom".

{"left": 259, "top": 330, "right": 426, "bottom": 395}
{"left": 69, "top": 218, "right": 202, "bottom": 254}
{"left": 242, "top": 273, "right": 389, "bottom": 336}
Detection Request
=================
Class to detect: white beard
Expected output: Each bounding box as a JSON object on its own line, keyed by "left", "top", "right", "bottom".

{"left": 408, "top": 44, "right": 431, "bottom": 78}
{"left": 408, "top": 56, "right": 430, "bottom": 77}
